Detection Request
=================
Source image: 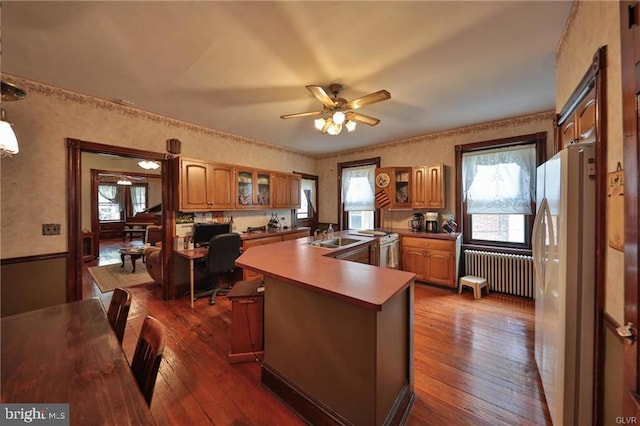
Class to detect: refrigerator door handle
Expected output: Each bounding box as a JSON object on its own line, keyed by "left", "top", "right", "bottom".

{"left": 532, "top": 198, "right": 549, "bottom": 291}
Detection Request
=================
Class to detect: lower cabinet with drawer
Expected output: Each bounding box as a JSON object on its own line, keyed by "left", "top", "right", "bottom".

{"left": 242, "top": 229, "right": 310, "bottom": 280}
{"left": 401, "top": 235, "right": 461, "bottom": 287}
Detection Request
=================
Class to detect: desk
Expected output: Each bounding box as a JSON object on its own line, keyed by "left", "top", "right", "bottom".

{"left": 1, "top": 298, "right": 154, "bottom": 425}
{"left": 174, "top": 247, "right": 208, "bottom": 308}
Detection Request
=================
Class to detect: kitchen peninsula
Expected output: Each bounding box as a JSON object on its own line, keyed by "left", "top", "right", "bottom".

{"left": 236, "top": 231, "right": 416, "bottom": 425}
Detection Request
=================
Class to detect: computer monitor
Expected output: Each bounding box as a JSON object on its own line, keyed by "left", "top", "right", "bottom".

{"left": 193, "top": 223, "right": 231, "bottom": 248}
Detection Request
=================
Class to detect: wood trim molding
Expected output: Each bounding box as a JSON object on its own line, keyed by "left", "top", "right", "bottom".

{"left": 66, "top": 138, "right": 174, "bottom": 301}
{"left": 261, "top": 363, "right": 415, "bottom": 426}
{"left": 555, "top": 46, "right": 607, "bottom": 425}
{"left": 1, "top": 252, "right": 68, "bottom": 265}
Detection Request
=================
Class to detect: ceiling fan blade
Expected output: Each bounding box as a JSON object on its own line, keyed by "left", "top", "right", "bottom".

{"left": 306, "top": 85, "right": 336, "bottom": 108}
{"left": 345, "top": 90, "right": 391, "bottom": 110}
{"left": 346, "top": 112, "right": 380, "bottom": 126}
{"left": 280, "top": 110, "right": 324, "bottom": 119}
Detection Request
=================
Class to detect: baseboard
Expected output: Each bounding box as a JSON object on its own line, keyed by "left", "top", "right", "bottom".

{"left": 261, "top": 363, "right": 414, "bottom": 425}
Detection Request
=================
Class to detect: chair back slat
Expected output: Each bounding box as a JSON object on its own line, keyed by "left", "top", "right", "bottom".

{"left": 131, "top": 316, "right": 166, "bottom": 406}
{"left": 107, "top": 288, "right": 131, "bottom": 345}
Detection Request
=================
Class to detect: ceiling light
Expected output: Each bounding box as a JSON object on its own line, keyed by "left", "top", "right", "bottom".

{"left": 314, "top": 118, "right": 326, "bottom": 131}
{"left": 345, "top": 120, "right": 357, "bottom": 132}
{"left": 117, "top": 177, "right": 132, "bottom": 186}
{"left": 332, "top": 111, "right": 345, "bottom": 125}
{"left": 138, "top": 160, "right": 160, "bottom": 170}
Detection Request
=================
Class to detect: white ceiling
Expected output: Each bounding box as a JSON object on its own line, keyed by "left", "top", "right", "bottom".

{"left": 1, "top": 1, "right": 572, "bottom": 155}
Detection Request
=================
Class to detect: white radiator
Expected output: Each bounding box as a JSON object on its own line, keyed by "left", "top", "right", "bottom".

{"left": 464, "top": 250, "right": 535, "bottom": 298}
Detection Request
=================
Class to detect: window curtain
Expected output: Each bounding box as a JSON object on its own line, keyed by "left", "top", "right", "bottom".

{"left": 462, "top": 144, "right": 536, "bottom": 214}
{"left": 98, "top": 184, "right": 122, "bottom": 205}
{"left": 342, "top": 165, "right": 375, "bottom": 211}
{"left": 130, "top": 184, "right": 147, "bottom": 215}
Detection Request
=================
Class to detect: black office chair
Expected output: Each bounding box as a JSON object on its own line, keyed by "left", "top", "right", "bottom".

{"left": 194, "top": 233, "right": 242, "bottom": 305}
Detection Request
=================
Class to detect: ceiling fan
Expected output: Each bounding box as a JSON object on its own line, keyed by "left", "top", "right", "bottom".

{"left": 99, "top": 173, "right": 147, "bottom": 185}
{"left": 280, "top": 84, "right": 391, "bottom": 135}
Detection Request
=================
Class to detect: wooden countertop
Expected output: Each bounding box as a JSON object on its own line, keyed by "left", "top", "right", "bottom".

{"left": 235, "top": 230, "right": 415, "bottom": 311}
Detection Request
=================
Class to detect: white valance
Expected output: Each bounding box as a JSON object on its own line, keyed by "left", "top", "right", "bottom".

{"left": 462, "top": 144, "right": 536, "bottom": 214}
{"left": 342, "top": 165, "right": 375, "bottom": 212}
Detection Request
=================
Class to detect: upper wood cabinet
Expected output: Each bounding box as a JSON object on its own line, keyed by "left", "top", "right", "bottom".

{"left": 559, "top": 86, "right": 596, "bottom": 150}
{"left": 375, "top": 167, "right": 412, "bottom": 209}
{"left": 274, "top": 173, "right": 301, "bottom": 209}
{"left": 236, "top": 168, "right": 272, "bottom": 209}
{"left": 412, "top": 164, "right": 444, "bottom": 209}
{"left": 376, "top": 165, "right": 444, "bottom": 209}
{"left": 174, "top": 158, "right": 234, "bottom": 211}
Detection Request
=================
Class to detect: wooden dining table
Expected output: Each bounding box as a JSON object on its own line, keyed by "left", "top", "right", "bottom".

{"left": 1, "top": 298, "right": 154, "bottom": 425}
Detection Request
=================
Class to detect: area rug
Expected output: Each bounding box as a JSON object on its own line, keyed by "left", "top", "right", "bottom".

{"left": 88, "top": 262, "right": 153, "bottom": 293}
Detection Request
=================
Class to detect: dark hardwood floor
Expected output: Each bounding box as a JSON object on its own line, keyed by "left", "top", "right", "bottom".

{"left": 84, "top": 239, "right": 551, "bottom": 425}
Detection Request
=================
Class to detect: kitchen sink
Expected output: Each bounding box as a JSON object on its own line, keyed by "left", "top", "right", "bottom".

{"left": 307, "top": 237, "right": 361, "bottom": 249}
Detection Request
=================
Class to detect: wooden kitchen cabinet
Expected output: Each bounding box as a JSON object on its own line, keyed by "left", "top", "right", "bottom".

{"left": 411, "top": 164, "right": 445, "bottom": 209}
{"left": 274, "top": 173, "right": 301, "bottom": 209}
{"left": 401, "top": 236, "right": 460, "bottom": 288}
{"left": 559, "top": 85, "right": 595, "bottom": 150}
{"left": 375, "top": 167, "right": 412, "bottom": 209}
{"left": 331, "top": 241, "right": 378, "bottom": 265}
{"left": 236, "top": 168, "right": 272, "bottom": 209}
{"left": 175, "top": 158, "right": 235, "bottom": 211}
{"left": 281, "top": 230, "right": 310, "bottom": 241}
{"left": 242, "top": 235, "right": 283, "bottom": 280}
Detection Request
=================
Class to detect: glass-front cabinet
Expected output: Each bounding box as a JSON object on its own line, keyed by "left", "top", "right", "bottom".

{"left": 236, "top": 168, "right": 272, "bottom": 209}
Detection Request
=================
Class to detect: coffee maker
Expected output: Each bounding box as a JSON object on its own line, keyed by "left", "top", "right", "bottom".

{"left": 408, "top": 213, "right": 424, "bottom": 232}
{"left": 425, "top": 212, "right": 439, "bottom": 232}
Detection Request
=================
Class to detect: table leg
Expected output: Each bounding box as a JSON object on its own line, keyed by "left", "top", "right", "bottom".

{"left": 120, "top": 253, "right": 125, "bottom": 268}
{"left": 189, "top": 259, "right": 195, "bottom": 309}
{"left": 131, "top": 257, "right": 137, "bottom": 273}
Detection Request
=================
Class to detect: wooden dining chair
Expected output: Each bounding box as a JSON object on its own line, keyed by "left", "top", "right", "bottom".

{"left": 106, "top": 288, "right": 132, "bottom": 345}
{"left": 131, "top": 316, "right": 166, "bottom": 406}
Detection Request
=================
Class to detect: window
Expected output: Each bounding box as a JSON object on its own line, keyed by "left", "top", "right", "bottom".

{"left": 456, "top": 133, "right": 545, "bottom": 249}
{"left": 130, "top": 184, "right": 147, "bottom": 215}
{"left": 98, "top": 184, "right": 122, "bottom": 221}
{"left": 340, "top": 163, "right": 377, "bottom": 230}
{"left": 97, "top": 181, "right": 148, "bottom": 222}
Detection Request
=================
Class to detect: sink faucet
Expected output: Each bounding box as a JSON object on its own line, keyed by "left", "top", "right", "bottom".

{"left": 313, "top": 229, "right": 326, "bottom": 241}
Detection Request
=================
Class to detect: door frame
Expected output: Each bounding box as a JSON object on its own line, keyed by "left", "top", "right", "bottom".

{"left": 293, "top": 172, "right": 319, "bottom": 234}
{"left": 620, "top": 1, "right": 640, "bottom": 418}
{"left": 66, "top": 138, "right": 175, "bottom": 301}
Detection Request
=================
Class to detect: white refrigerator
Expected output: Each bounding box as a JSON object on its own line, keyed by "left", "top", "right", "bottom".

{"left": 532, "top": 143, "right": 595, "bottom": 426}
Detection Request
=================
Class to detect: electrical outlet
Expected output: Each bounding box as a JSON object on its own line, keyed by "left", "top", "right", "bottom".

{"left": 42, "top": 223, "right": 61, "bottom": 235}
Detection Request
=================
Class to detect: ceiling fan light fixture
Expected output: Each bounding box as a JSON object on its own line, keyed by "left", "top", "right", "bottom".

{"left": 345, "top": 120, "right": 357, "bottom": 132}
{"left": 138, "top": 160, "right": 160, "bottom": 170}
{"left": 314, "top": 118, "right": 326, "bottom": 131}
{"left": 332, "top": 110, "right": 346, "bottom": 125}
{"left": 327, "top": 122, "right": 342, "bottom": 136}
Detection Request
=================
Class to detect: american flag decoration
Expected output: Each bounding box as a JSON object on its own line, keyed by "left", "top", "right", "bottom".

{"left": 375, "top": 190, "right": 390, "bottom": 208}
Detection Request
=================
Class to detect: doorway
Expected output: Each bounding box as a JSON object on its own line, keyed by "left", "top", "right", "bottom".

{"left": 66, "top": 138, "right": 175, "bottom": 302}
